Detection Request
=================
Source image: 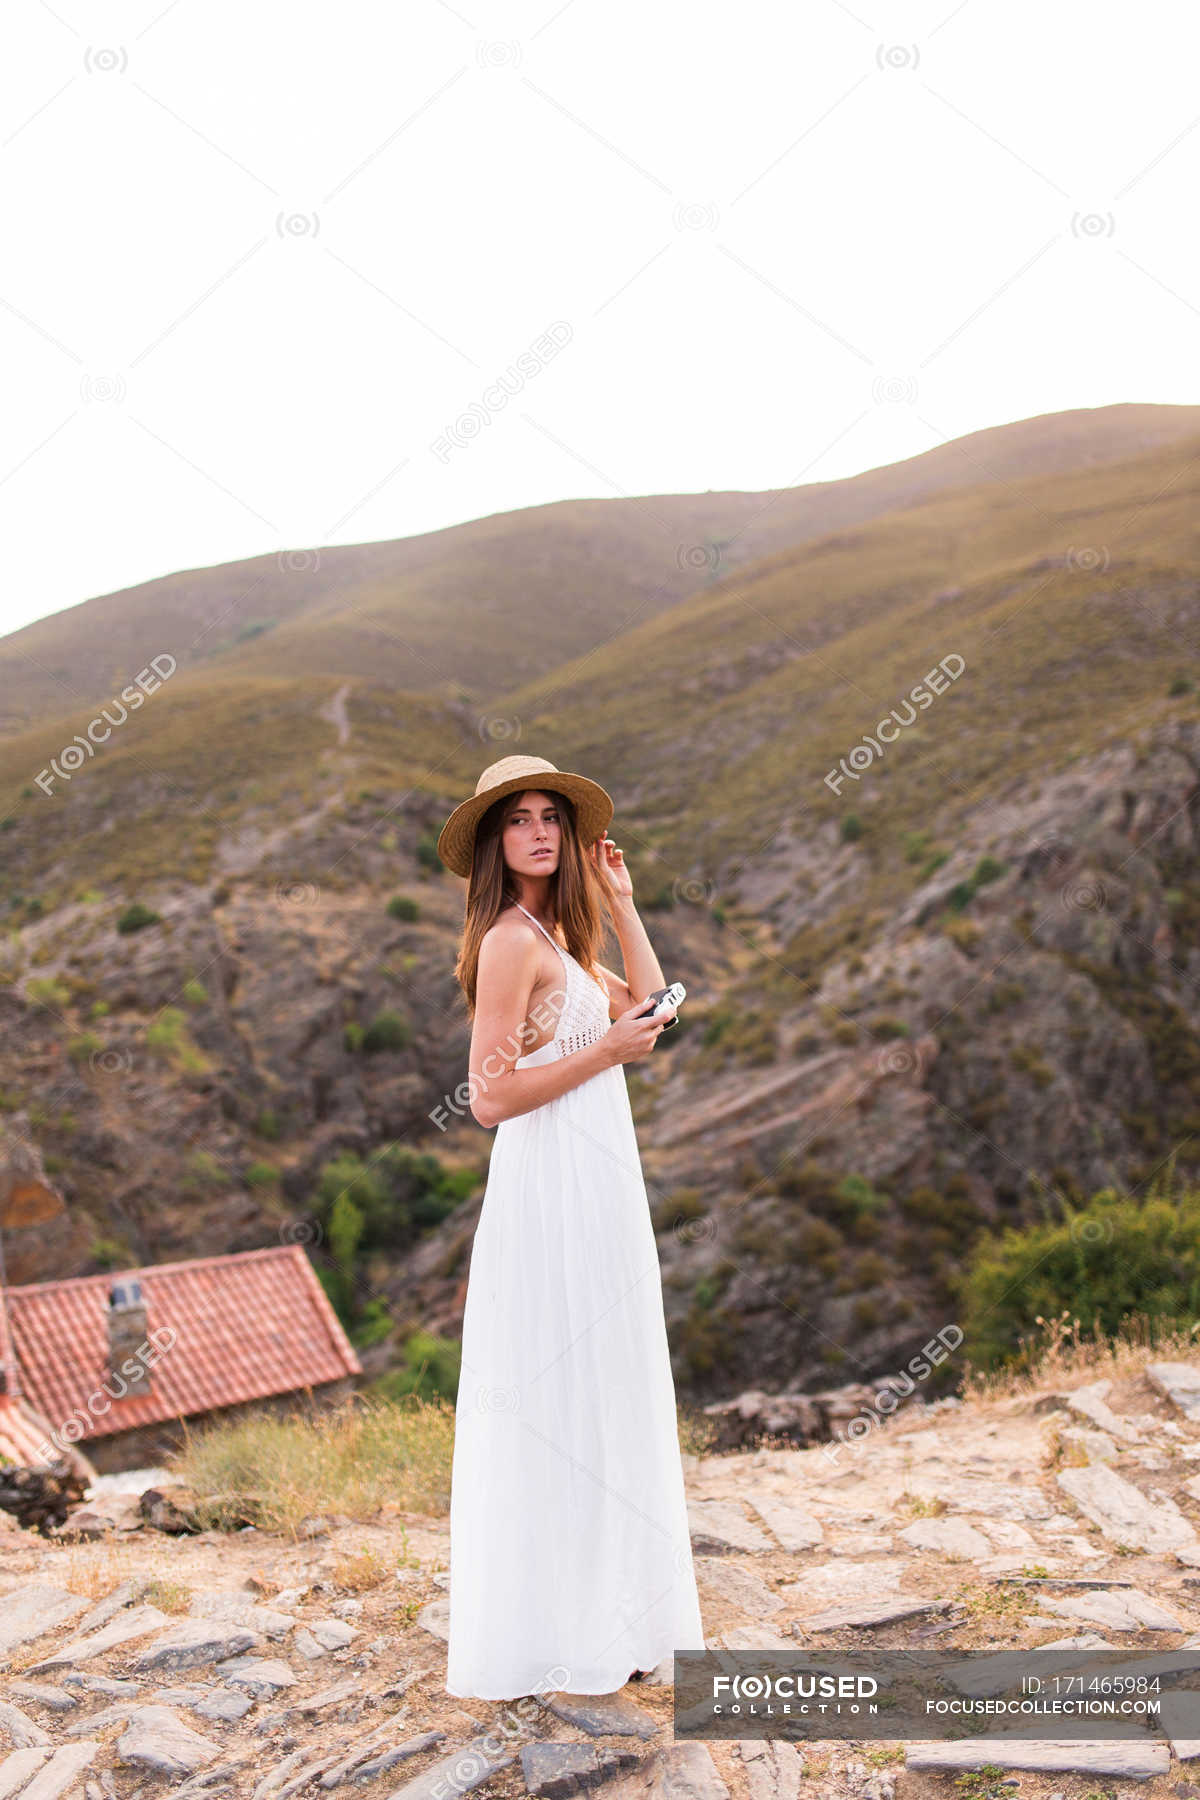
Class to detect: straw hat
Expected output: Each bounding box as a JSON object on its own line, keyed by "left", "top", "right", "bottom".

{"left": 436, "top": 755, "right": 614, "bottom": 878}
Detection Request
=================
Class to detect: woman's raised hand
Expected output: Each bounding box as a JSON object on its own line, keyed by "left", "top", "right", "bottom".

{"left": 589, "top": 832, "right": 633, "bottom": 901}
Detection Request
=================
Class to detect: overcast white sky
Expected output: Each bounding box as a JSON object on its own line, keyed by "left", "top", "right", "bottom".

{"left": 3, "top": 0, "right": 1197, "bottom": 636}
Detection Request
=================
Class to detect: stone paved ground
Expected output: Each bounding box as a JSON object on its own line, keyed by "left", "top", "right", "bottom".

{"left": 5, "top": 1360, "right": 1200, "bottom": 1799}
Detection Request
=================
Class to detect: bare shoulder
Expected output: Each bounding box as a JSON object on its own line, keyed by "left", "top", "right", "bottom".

{"left": 478, "top": 910, "right": 540, "bottom": 965}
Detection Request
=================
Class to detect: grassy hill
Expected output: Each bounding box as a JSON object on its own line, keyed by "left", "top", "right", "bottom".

{"left": 5, "top": 401, "right": 1200, "bottom": 1406}
{"left": 3, "top": 402, "right": 1197, "bottom": 740}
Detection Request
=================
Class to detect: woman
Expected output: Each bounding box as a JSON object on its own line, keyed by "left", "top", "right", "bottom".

{"left": 437, "top": 753, "right": 706, "bottom": 1701}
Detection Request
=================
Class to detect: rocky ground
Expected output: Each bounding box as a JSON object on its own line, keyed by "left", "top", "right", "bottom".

{"left": 6, "top": 1358, "right": 1200, "bottom": 1799}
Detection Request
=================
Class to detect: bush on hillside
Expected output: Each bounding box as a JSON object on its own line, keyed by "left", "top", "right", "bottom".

{"left": 961, "top": 1180, "right": 1200, "bottom": 1372}
{"left": 371, "top": 1330, "right": 462, "bottom": 1403}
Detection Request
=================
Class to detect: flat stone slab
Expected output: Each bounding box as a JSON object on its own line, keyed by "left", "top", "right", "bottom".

{"left": 218, "top": 1655, "right": 296, "bottom": 1695}
{"left": 1061, "top": 1426, "right": 1120, "bottom": 1464}
{"left": 898, "top": 1517, "right": 993, "bottom": 1559}
{"left": 188, "top": 1591, "right": 297, "bottom": 1639}
{"left": 979, "top": 1520, "right": 1038, "bottom": 1551}
{"left": 379, "top": 1731, "right": 517, "bottom": 1798}
{"left": 737, "top": 1739, "right": 806, "bottom": 1799}
{"left": 540, "top": 1692, "right": 660, "bottom": 1739}
{"left": 130, "top": 1618, "right": 259, "bottom": 1673}
{"left": 414, "top": 1598, "right": 450, "bottom": 1644}
{"left": 777, "top": 1558, "right": 909, "bottom": 1602}
{"left": 6, "top": 1683, "right": 77, "bottom": 1713}
{"left": 290, "top": 1677, "right": 362, "bottom": 1712}
{"left": 1154, "top": 1690, "right": 1200, "bottom": 1760}
{"left": 0, "top": 1585, "right": 88, "bottom": 1655}
{"left": 354, "top": 1733, "right": 446, "bottom": 1782}
{"left": 305, "top": 1617, "right": 357, "bottom": 1650}
{"left": 1061, "top": 1379, "right": 1144, "bottom": 1443}
{"left": 1033, "top": 1588, "right": 1186, "bottom": 1631}
{"left": 687, "top": 1501, "right": 774, "bottom": 1554}
{"left": 62, "top": 1674, "right": 140, "bottom": 1697}
{"left": 1147, "top": 1362, "right": 1200, "bottom": 1421}
{"left": 7, "top": 1740, "right": 100, "bottom": 1799}
{"left": 1057, "top": 1463, "right": 1198, "bottom": 1552}
{"left": 901, "top": 1479, "right": 1054, "bottom": 1521}
{"left": 719, "top": 1624, "right": 796, "bottom": 1650}
{"left": 694, "top": 1557, "right": 783, "bottom": 1615}
{"left": 114, "top": 1704, "right": 223, "bottom": 1777}
{"left": 29, "top": 1603, "right": 169, "bottom": 1670}
{"left": 905, "top": 1737, "right": 1170, "bottom": 1777}
{"left": 519, "top": 1741, "right": 643, "bottom": 1797}
{"left": 793, "top": 1594, "right": 950, "bottom": 1630}
{"left": 0, "top": 1749, "right": 53, "bottom": 1800}
{"left": 828, "top": 1533, "right": 894, "bottom": 1555}
{"left": 602, "top": 1742, "right": 730, "bottom": 1799}
{"left": 744, "top": 1498, "right": 824, "bottom": 1552}
{"left": 194, "top": 1689, "right": 253, "bottom": 1721}
{"left": 0, "top": 1700, "right": 50, "bottom": 1749}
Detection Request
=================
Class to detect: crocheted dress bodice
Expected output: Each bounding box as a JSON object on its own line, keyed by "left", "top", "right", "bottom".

{"left": 512, "top": 902, "right": 612, "bottom": 1059}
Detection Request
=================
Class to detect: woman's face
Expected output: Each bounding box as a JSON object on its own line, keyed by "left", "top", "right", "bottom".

{"left": 501, "top": 789, "right": 561, "bottom": 875}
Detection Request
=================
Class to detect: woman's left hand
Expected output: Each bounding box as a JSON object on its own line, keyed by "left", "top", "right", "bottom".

{"left": 590, "top": 832, "right": 633, "bottom": 900}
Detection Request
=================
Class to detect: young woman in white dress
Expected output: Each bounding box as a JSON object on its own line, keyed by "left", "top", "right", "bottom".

{"left": 436, "top": 754, "right": 706, "bottom": 1702}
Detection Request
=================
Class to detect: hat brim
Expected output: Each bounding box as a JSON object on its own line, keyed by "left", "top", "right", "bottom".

{"left": 436, "top": 772, "right": 614, "bottom": 878}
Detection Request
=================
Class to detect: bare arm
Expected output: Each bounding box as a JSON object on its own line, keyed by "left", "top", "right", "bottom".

{"left": 607, "top": 894, "right": 666, "bottom": 1003}
{"left": 595, "top": 963, "right": 633, "bottom": 1019}
{"left": 468, "top": 923, "right": 668, "bottom": 1129}
{"left": 467, "top": 926, "right": 612, "bottom": 1129}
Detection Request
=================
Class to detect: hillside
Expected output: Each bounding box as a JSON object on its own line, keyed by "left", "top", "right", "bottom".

{"left": 2, "top": 403, "right": 1197, "bottom": 736}
{"left": 2, "top": 403, "right": 1200, "bottom": 1407}
{"left": 4, "top": 1347, "right": 1200, "bottom": 1796}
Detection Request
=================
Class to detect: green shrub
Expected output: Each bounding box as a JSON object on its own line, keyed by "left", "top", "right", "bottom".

{"left": 26, "top": 977, "right": 70, "bottom": 1011}
{"left": 840, "top": 814, "right": 864, "bottom": 843}
{"left": 179, "top": 1149, "right": 225, "bottom": 1192}
{"left": 373, "top": 1329, "right": 461, "bottom": 1403}
{"left": 362, "top": 1010, "right": 412, "bottom": 1053}
{"left": 245, "top": 1161, "right": 279, "bottom": 1188}
{"left": 351, "top": 1296, "right": 395, "bottom": 1350}
{"left": 313, "top": 1146, "right": 474, "bottom": 1256}
{"left": 835, "top": 1173, "right": 888, "bottom": 1218}
{"left": 321, "top": 1189, "right": 364, "bottom": 1323}
{"left": 387, "top": 895, "right": 420, "bottom": 921}
{"left": 117, "top": 902, "right": 161, "bottom": 933}
{"left": 962, "top": 1184, "right": 1200, "bottom": 1371}
{"left": 415, "top": 833, "right": 442, "bottom": 872}
{"left": 870, "top": 1015, "right": 908, "bottom": 1040}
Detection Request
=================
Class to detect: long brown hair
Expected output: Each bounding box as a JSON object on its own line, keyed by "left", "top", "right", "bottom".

{"left": 453, "top": 786, "right": 613, "bottom": 1018}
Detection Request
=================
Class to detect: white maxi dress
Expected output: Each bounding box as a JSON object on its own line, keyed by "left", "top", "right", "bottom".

{"left": 445, "top": 902, "right": 705, "bottom": 1700}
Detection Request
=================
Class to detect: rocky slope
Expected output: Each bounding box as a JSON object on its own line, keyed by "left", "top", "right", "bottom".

{"left": 371, "top": 715, "right": 1200, "bottom": 1399}
{"left": 5, "top": 1354, "right": 1200, "bottom": 1798}
{"left": 3, "top": 710, "right": 1200, "bottom": 1406}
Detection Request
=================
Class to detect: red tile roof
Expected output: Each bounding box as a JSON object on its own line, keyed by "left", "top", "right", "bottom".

{"left": 0, "top": 1392, "right": 71, "bottom": 1469}
{"left": 3, "top": 1245, "right": 362, "bottom": 1445}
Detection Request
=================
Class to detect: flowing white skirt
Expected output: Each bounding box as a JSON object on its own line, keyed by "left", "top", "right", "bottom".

{"left": 445, "top": 1041, "right": 705, "bottom": 1700}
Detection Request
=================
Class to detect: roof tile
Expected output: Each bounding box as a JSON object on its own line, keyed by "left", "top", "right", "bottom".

{"left": 4, "top": 1244, "right": 362, "bottom": 1443}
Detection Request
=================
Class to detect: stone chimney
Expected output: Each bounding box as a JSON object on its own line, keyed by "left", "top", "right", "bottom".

{"left": 107, "top": 1277, "right": 152, "bottom": 1394}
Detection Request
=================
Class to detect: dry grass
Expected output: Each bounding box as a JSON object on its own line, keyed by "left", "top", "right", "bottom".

{"left": 677, "top": 1402, "right": 721, "bottom": 1459}
{"left": 170, "top": 1392, "right": 456, "bottom": 1535}
{"left": 960, "top": 1309, "right": 1200, "bottom": 1408}
{"left": 110, "top": 1392, "right": 724, "bottom": 1544}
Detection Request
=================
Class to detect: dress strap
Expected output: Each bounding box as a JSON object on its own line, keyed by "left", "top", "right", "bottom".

{"left": 512, "top": 901, "right": 564, "bottom": 954}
